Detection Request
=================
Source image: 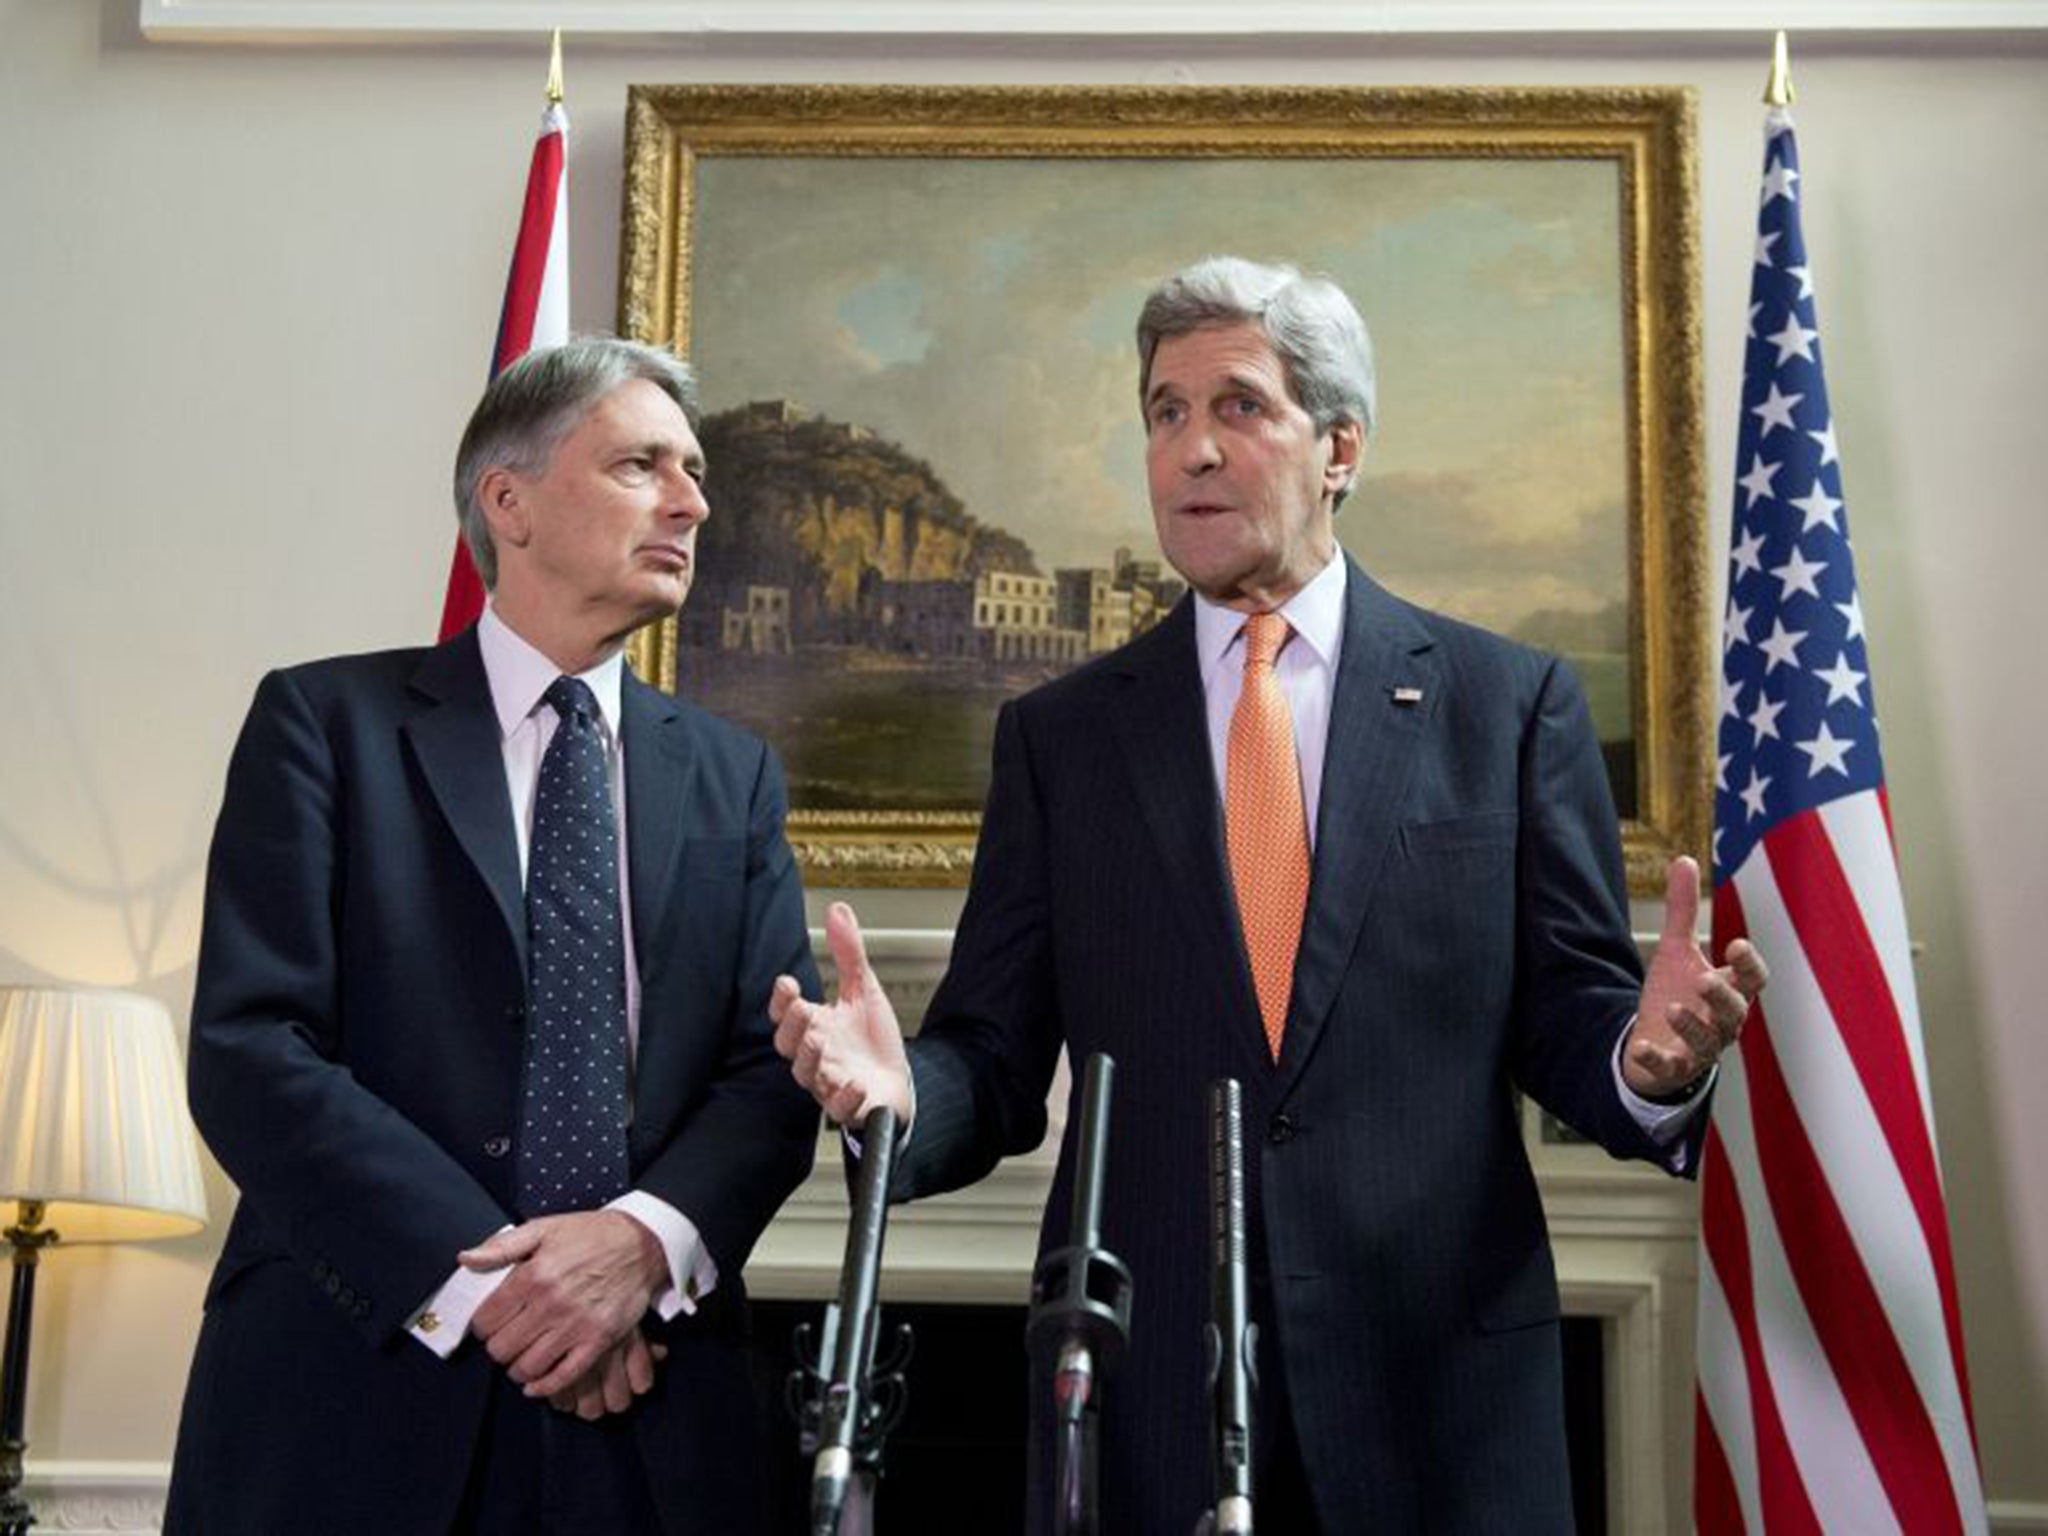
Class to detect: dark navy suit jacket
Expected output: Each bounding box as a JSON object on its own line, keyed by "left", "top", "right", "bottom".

{"left": 165, "top": 628, "right": 819, "bottom": 1535}
{"left": 898, "top": 559, "right": 1699, "bottom": 1533}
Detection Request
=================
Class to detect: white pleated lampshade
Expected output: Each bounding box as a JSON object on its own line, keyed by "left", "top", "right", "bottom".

{"left": 0, "top": 986, "right": 208, "bottom": 1243}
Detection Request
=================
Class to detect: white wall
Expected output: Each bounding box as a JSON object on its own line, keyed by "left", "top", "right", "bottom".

{"left": 2, "top": 0, "right": 2042, "bottom": 1516}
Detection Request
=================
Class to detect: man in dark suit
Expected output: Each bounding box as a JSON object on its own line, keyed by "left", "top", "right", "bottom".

{"left": 773, "top": 258, "right": 1767, "bottom": 1532}
{"left": 167, "top": 339, "right": 820, "bottom": 1534}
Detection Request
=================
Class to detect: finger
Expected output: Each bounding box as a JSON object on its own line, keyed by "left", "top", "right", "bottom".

{"left": 825, "top": 901, "right": 872, "bottom": 1002}
{"left": 501, "top": 1325, "right": 568, "bottom": 1380}
{"left": 825, "top": 1080, "right": 869, "bottom": 1129}
{"left": 792, "top": 1035, "right": 821, "bottom": 1093}
{"left": 601, "top": 1344, "right": 633, "bottom": 1415}
{"left": 769, "top": 973, "right": 805, "bottom": 1030}
{"left": 624, "top": 1332, "right": 657, "bottom": 1395}
{"left": 460, "top": 1225, "right": 546, "bottom": 1272}
{"left": 1724, "top": 938, "right": 1771, "bottom": 998}
{"left": 1697, "top": 975, "right": 1750, "bottom": 1041}
{"left": 651, "top": 1341, "right": 669, "bottom": 1362}
{"left": 470, "top": 1289, "right": 516, "bottom": 1341}
{"left": 549, "top": 1376, "right": 592, "bottom": 1416}
{"left": 559, "top": 1369, "right": 601, "bottom": 1418}
{"left": 1660, "top": 856, "right": 1701, "bottom": 947}
{"left": 773, "top": 993, "right": 816, "bottom": 1061}
{"left": 1630, "top": 1036, "right": 1687, "bottom": 1085}
{"left": 478, "top": 1303, "right": 542, "bottom": 1361}
{"left": 523, "top": 1338, "right": 603, "bottom": 1399}
{"left": 1665, "top": 1000, "right": 1721, "bottom": 1061}
{"left": 1697, "top": 965, "right": 1745, "bottom": 1011}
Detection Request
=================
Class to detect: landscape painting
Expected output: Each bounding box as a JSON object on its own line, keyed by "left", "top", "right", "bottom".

{"left": 619, "top": 87, "right": 1710, "bottom": 888}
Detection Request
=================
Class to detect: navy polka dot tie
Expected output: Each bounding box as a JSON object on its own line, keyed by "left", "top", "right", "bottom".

{"left": 517, "top": 676, "right": 631, "bottom": 1217}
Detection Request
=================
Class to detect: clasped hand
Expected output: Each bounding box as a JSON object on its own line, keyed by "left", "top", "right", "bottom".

{"left": 461, "top": 1209, "right": 669, "bottom": 1422}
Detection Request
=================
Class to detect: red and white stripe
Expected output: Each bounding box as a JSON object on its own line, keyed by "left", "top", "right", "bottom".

{"left": 1696, "top": 788, "right": 1984, "bottom": 1533}
{"left": 438, "top": 98, "right": 569, "bottom": 642}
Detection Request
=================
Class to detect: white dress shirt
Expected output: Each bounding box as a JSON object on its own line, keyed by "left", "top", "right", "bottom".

{"left": 408, "top": 607, "right": 714, "bottom": 1358}
{"left": 1192, "top": 544, "right": 1348, "bottom": 849}
{"left": 1190, "top": 552, "right": 1706, "bottom": 1156}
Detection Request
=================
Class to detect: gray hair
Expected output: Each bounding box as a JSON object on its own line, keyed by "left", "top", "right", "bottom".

{"left": 1136, "top": 256, "right": 1376, "bottom": 504}
{"left": 452, "top": 336, "right": 700, "bottom": 589}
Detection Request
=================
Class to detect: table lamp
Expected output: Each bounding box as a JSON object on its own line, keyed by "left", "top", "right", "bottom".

{"left": 0, "top": 986, "right": 208, "bottom": 1536}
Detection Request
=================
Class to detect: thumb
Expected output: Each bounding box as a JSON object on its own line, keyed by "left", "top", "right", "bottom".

{"left": 1660, "top": 855, "right": 1702, "bottom": 949}
{"left": 826, "top": 901, "right": 873, "bottom": 1002}
{"left": 459, "top": 1223, "right": 545, "bottom": 1272}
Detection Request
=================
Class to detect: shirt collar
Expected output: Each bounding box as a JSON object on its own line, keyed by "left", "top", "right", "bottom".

{"left": 476, "top": 605, "right": 626, "bottom": 743}
{"left": 1192, "top": 549, "right": 1349, "bottom": 683}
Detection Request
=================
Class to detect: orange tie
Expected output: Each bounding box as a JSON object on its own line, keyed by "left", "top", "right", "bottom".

{"left": 1226, "top": 612, "right": 1311, "bottom": 1062}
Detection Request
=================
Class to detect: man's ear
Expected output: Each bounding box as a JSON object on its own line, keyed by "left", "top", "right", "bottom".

{"left": 476, "top": 467, "right": 533, "bottom": 551}
{"left": 1324, "top": 419, "right": 1366, "bottom": 497}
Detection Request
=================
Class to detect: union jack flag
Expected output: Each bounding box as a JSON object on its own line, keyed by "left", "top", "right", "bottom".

{"left": 1693, "top": 105, "right": 1986, "bottom": 1533}
{"left": 438, "top": 76, "right": 570, "bottom": 641}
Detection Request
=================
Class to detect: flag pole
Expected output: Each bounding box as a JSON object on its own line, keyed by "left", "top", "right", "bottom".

{"left": 1765, "top": 30, "right": 1795, "bottom": 108}
{"left": 547, "top": 28, "right": 565, "bottom": 106}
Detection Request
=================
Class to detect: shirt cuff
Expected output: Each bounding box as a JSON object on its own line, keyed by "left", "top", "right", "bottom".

{"left": 1611, "top": 1020, "right": 1715, "bottom": 1151}
{"left": 408, "top": 1226, "right": 515, "bottom": 1359}
{"left": 609, "top": 1190, "right": 717, "bottom": 1320}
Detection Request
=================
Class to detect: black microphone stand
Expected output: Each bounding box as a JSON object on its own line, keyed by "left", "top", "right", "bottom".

{"left": 1204, "top": 1079, "right": 1258, "bottom": 1536}
{"left": 790, "top": 1105, "right": 913, "bottom": 1536}
{"left": 1026, "top": 1053, "right": 1133, "bottom": 1536}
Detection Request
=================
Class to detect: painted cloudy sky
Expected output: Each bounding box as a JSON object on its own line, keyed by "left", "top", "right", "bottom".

{"left": 689, "top": 154, "right": 1629, "bottom": 641}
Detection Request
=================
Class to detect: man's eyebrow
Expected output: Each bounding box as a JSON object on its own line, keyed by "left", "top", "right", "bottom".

{"left": 1218, "top": 371, "right": 1278, "bottom": 398}
{"left": 1145, "top": 372, "right": 1275, "bottom": 407}
{"left": 615, "top": 438, "right": 704, "bottom": 468}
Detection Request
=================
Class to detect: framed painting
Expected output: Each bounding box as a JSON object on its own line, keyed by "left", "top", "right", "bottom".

{"left": 619, "top": 85, "right": 1709, "bottom": 893}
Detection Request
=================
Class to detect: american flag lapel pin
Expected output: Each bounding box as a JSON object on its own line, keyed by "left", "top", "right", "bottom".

{"left": 1391, "top": 686, "right": 1424, "bottom": 706}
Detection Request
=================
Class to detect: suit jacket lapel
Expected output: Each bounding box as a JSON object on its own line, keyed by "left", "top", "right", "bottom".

{"left": 621, "top": 669, "right": 695, "bottom": 976}
{"left": 1278, "top": 558, "right": 1441, "bottom": 1090}
{"left": 1106, "top": 601, "right": 1271, "bottom": 1081}
{"left": 404, "top": 631, "right": 528, "bottom": 975}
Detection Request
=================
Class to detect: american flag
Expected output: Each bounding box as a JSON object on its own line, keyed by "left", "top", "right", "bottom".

{"left": 438, "top": 67, "right": 571, "bottom": 641}
{"left": 1692, "top": 105, "right": 1985, "bottom": 1533}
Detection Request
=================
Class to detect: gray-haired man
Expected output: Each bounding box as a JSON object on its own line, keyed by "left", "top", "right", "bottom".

{"left": 168, "top": 339, "right": 819, "bottom": 1533}
{"left": 775, "top": 258, "right": 1765, "bottom": 1531}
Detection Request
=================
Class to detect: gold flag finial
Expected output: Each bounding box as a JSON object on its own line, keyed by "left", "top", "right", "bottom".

{"left": 545, "top": 28, "right": 565, "bottom": 105}
{"left": 1765, "top": 30, "right": 1795, "bottom": 107}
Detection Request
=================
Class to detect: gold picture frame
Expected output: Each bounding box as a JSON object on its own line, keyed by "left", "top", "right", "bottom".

{"left": 620, "top": 85, "right": 1709, "bottom": 894}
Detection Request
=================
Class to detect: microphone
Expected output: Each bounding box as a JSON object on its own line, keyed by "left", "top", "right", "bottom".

{"left": 809, "top": 1102, "right": 899, "bottom": 1536}
{"left": 1206, "top": 1079, "right": 1256, "bottom": 1536}
{"left": 1027, "top": 1053, "right": 1133, "bottom": 1536}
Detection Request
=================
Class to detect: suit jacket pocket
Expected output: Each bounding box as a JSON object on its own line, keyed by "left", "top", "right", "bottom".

{"left": 1400, "top": 807, "right": 1519, "bottom": 857}
{"left": 203, "top": 1246, "right": 287, "bottom": 1311}
{"left": 1468, "top": 1228, "right": 1562, "bottom": 1334}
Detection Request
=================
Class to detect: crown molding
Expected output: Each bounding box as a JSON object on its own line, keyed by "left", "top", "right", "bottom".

{"left": 139, "top": 1, "right": 2048, "bottom": 44}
